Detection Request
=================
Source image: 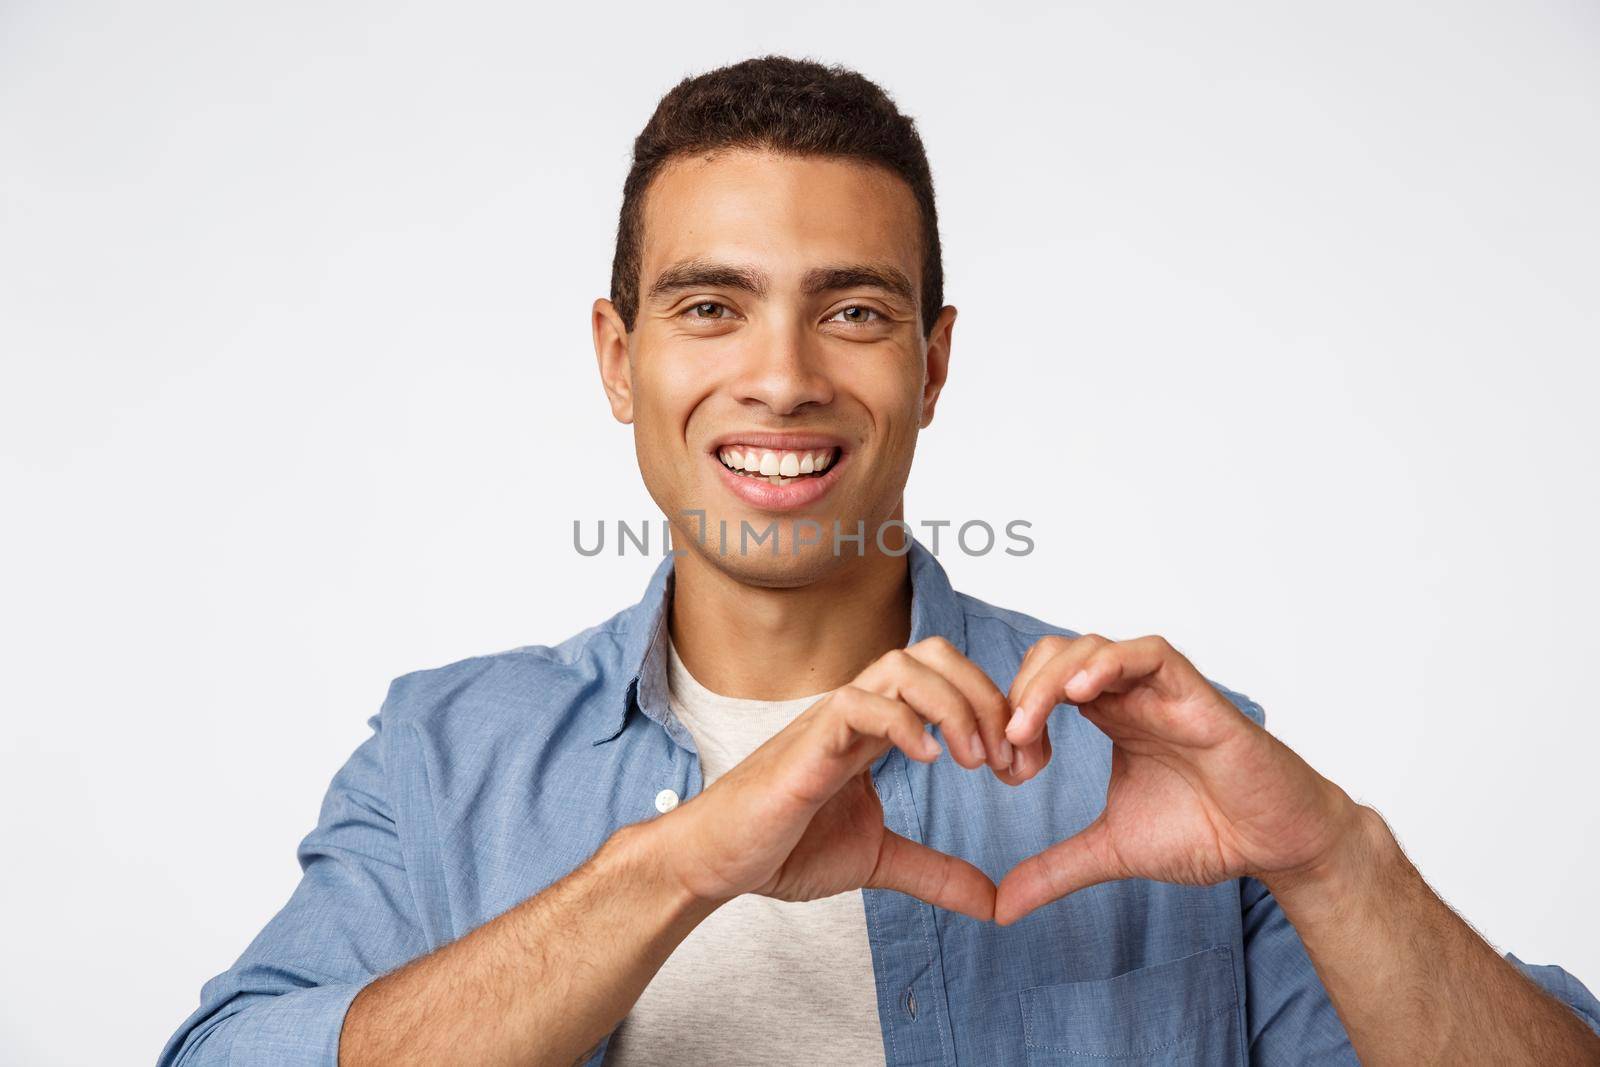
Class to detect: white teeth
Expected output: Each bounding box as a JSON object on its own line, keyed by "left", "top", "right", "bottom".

{"left": 717, "top": 446, "right": 839, "bottom": 478}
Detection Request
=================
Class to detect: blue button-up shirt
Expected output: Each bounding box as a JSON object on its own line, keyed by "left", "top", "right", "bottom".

{"left": 160, "top": 539, "right": 1600, "bottom": 1065}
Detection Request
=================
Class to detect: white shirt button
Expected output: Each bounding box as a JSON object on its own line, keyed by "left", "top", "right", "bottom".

{"left": 654, "top": 788, "right": 679, "bottom": 814}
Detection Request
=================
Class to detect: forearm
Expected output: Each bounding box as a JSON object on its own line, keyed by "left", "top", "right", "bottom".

{"left": 1264, "top": 804, "right": 1600, "bottom": 1064}
{"left": 339, "top": 820, "right": 718, "bottom": 1067}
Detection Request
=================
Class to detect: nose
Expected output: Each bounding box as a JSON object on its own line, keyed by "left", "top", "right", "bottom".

{"left": 729, "top": 321, "right": 835, "bottom": 415}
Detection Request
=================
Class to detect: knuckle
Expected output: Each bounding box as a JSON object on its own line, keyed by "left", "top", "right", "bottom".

{"left": 915, "top": 634, "right": 954, "bottom": 655}
{"left": 825, "top": 685, "right": 863, "bottom": 715}
{"left": 881, "top": 647, "right": 914, "bottom": 671}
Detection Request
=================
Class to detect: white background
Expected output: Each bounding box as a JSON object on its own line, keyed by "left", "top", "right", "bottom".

{"left": 3, "top": 2, "right": 1597, "bottom": 1062}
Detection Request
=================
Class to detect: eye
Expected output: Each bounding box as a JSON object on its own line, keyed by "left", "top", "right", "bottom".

{"left": 682, "top": 301, "right": 734, "bottom": 321}
{"left": 830, "top": 305, "right": 885, "bottom": 325}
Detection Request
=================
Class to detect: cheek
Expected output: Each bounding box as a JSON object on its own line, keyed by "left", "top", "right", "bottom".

{"left": 855, "top": 367, "right": 926, "bottom": 446}
{"left": 628, "top": 356, "right": 719, "bottom": 505}
{"left": 631, "top": 359, "right": 700, "bottom": 441}
{"left": 834, "top": 343, "right": 923, "bottom": 404}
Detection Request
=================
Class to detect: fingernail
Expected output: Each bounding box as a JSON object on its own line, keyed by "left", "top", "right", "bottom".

{"left": 1005, "top": 705, "right": 1027, "bottom": 744}
{"left": 998, "top": 737, "right": 1014, "bottom": 767}
{"left": 969, "top": 732, "right": 987, "bottom": 764}
{"left": 921, "top": 732, "right": 942, "bottom": 759}
{"left": 1065, "top": 669, "right": 1090, "bottom": 698}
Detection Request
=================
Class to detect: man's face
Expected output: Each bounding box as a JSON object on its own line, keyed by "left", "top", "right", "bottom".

{"left": 593, "top": 148, "right": 956, "bottom": 587}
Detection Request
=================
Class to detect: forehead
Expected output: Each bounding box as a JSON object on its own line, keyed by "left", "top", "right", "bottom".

{"left": 638, "top": 148, "right": 922, "bottom": 287}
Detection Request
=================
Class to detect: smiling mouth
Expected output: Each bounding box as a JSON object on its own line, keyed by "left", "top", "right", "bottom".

{"left": 715, "top": 446, "right": 840, "bottom": 487}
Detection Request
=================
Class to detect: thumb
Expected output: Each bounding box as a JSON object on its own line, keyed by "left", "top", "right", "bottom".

{"left": 994, "top": 814, "right": 1121, "bottom": 925}
{"left": 867, "top": 830, "right": 996, "bottom": 922}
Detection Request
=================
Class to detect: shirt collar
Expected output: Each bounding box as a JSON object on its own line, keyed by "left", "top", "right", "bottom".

{"left": 591, "top": 535, "right": 968, "bottom": 746}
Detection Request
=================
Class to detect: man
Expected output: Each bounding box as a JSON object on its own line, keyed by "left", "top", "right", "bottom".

{"left": 159, "top": 55, "right": 1600, "bottom": 1066}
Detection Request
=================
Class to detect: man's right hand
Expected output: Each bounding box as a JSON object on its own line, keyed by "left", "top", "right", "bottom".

{"left": 335, "top": 636, "right": 1048, "bottom": 1067}
{"left": 649, "top": 635, "right": 1033, "bottom": 921}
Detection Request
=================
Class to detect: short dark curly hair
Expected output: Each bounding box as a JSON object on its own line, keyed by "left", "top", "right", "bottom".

{"left": 609, "top": 54, "right": 944, "bottom": 337}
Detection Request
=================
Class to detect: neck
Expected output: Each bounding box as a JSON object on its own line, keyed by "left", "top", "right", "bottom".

{"left": 667, "top": 524, "right": 914, "bottom": 701}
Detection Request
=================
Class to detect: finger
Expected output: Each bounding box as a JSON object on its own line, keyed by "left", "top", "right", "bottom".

{"left": 1007, "top": 634, "right": 1110, "bottom": 748}
{"left": 1005, "top": 635, "right": 1072, "bottom": 710}
{"left": 869, "top": 829, "right": 997, "bottom": 922}
{"left": 904, "top": 636, "right": 1014, "bottom": 775}
{"left": 857, "top": 648, "right": 988, "bottom": 770}
{"left": 1006, "top": 725, "right": 1052, "bottom": 784}
{"left": 831, "top": 686, "right": 943, "bottom": 768}
{"left": 1064, "top": 635, "right": 1185, "bottom": 704}
{"left": 993, "top": 814, "right": 1121, "bottom": 925}
{"left": 1001, "top": 636, "right": 1080, "bottom": 780}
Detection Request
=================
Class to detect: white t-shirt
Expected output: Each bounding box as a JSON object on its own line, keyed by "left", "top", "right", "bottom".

{"left": 602, "top": 639, "right": 888, "bottom": 1066}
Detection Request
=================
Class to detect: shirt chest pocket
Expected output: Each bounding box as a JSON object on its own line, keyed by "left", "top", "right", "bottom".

{"left": 1019, "top": 945, "right": 1241, "bottom": 1066}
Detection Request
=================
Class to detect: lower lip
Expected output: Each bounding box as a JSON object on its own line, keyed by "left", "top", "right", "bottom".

{"left": 712, "top": 451, "right": 847, "bottom": 512}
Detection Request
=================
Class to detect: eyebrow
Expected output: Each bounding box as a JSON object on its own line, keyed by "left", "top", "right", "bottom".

{"left": 647, "top": 260, "right": 768, "bottom": 302}
{"left": 645, "top": 258, "right": 917, "bottom": 308}
{"left": 805, "top": 264, "right": 917, "bottom": 306}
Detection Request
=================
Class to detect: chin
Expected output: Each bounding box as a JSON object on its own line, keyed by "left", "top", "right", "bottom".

{"left": 675, "top": 523, "right": 853, "bottom": 588}
{"left": 721, "top": 557, "right": 830, "bottom": 590}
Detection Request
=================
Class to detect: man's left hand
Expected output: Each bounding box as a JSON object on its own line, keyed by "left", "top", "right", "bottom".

{"left": 994, "top": 633, "right": 1361, "bottom": 925}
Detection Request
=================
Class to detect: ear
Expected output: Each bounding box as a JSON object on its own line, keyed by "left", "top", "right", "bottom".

{"left": 919, "top": 304, "right": 958, "bottom": 428}
{"left": 592, "top": 297, "right": 635, "bottom": 424}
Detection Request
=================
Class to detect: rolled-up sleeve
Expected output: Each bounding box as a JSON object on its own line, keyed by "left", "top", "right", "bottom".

{"left": 1239, "top": 875, "right": 1361, "bottom": 1063}
{"left": 1241, "top": 876, "right": 1600, "bottom": 1062}
{"left": 1505, "top": 952, "right": 1600, "bottom": 1036}
{"left": 158, "top": 705, "right": 430, "bottom": 1066}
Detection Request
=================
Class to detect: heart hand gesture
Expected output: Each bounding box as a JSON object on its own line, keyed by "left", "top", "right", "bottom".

{"left": 995, "top": 633, "right": 1359, "bottom": 924}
